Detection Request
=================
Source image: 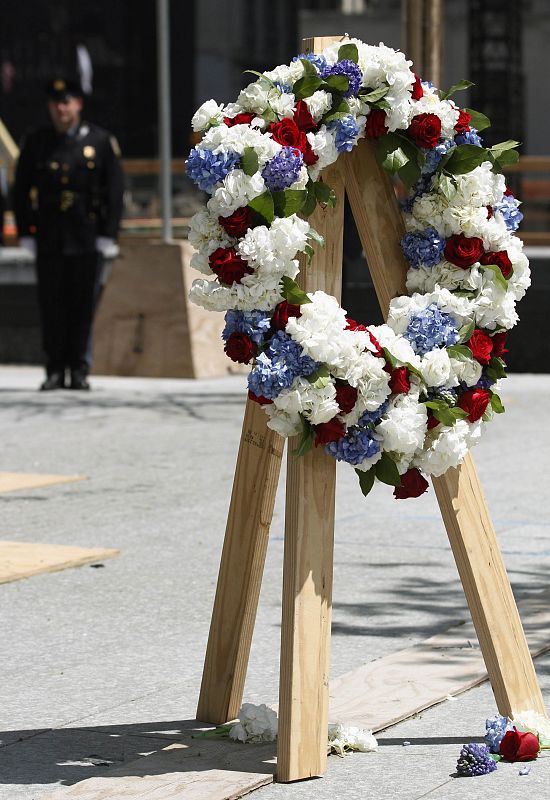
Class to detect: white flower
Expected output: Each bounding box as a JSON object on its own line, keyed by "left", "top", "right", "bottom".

{"left": 378, "top": 392, "right": 427, "bottom": 456}
{"left": 421, "top": 349, "right": 452, "bottom": 387}
{"left": 198, "top": 124, "right": 280, "bottom": 165}
{"left": 328, "top": 722, "right": 378, "bottom": 756}
{"left": 305, "top": 90, "right": 333, "bottom": 122}
{"left": 228, "top": 703, "right": 278, "bottom": 743}
{"left": 286, "top": 291, "right": 348, "bottom": 363}
{"left": 191, "top": 99, "right": 225, "bottom": 132}
{"left": 306, "top": 126, "right": 338, "bottom": 181}
{"left": 273, "top": 377, "right": 340, "bottom": 425}
{"left": 265, "top": 406, "right": 302, "bottom": 437}
{"left": 238, "top": 216, "right": 310, "bottom": 272}
{"left": 207, "top": 170, "right": 266, "bottom": 217}
{"left": 513, "top": 709, "right": 550, "bottom": 741}
{"left": 414, "top": 419, "right": 475, "bottom": 476}
{"left": 237, "top": 81, "right": 271, "bottom": 114}
{"left": 270, "top": 91, "right": 295, "bottom": 119}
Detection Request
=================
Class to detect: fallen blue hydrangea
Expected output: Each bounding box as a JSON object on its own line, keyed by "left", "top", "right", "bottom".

{"left": 456, "top": 743, "right": 497, "bottom": 777}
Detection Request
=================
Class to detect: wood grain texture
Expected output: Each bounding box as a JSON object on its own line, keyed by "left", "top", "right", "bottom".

{"left": 197, "top": 399, "right": 285, "bottom": 724}
{"left": 0, "top": 541, "right": 119, "bottom": 584}
{"left": 433, "top": 456, "right": 546, "bottom": 716}
{"left": 276, "top": 106, "right": 346, "bottom": 780}
{"left": 0, "top": 472, "right": 85, "bottom": 493}
{"left": 339, "top": 133, "right": 546, "bottom": 721}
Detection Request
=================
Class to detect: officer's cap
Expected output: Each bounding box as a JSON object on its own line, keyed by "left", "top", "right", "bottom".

{"left": 45, "top": 77, "right": 83, "bottom": 102}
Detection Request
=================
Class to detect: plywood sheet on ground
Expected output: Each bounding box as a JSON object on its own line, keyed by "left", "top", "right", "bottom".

{"left": 0, "top": 472, "right": 86, "bottom": 493}
{"left": 0, "top": 541, "right": 119, "bottom": 584}
{"left": 42, "top": 591, "right": 550, "bottom": 799}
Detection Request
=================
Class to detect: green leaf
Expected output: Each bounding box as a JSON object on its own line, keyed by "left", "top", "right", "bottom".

{"left": 447, "top": 343, "right": 474, "bottom": 361}
{"left": 307, "top": 365, "right": 332, "bottom": 389}
{"left": 371, "top": 98, "right": 391, "bottom": 111}
{"left": 301, "top": 180, "right": 317, "bottom": 218}
{"left": 440, "top": 144, "right": 488, "bottom": 176}
{"left": 437, "top": 174, "right": 458, "bottom": 201}
{"left": 314, "top": 180, "right": 337, "bottom": 207}
{"left": 463, "top": 107, "right": 491, "bottom": 132}
{"left": 488, "top": 356, "right": 507, "bottom": 379}
{"left": 338, "top": 43, "right": 359, "bottom": 64}
{"left": 303, "top": 243, "right": 314, "bottom": 262}
{"left": 241, "top": 146, "right": 259, "bottom": 176}
{"left": 427, "top": 403, "right": 468, "bottom": 426}
{"left": 440, "top": 79, "right": 474, "bottom": 100}
{"left": 490, "top": 149, "right": 520, "bottom": 172}
{"left": 248, "top": 192, "right": 274, "bottom": 225}
{"left": 359, "top": 85, "right": 389, "bottom": 103}
{"left": 490, "top": 392, "right": 505, "bottom": 414}
{"left": 300, "top": 58, "right": 319, "bottom": 78}
{"left": 482, "top": 404, "right": 494, "bottom": 422}
{"left": 458, "top": 320, "right": 475, "bottom": 344}
{"left": 293, "top": 62, "right": 322, "bottom": 99}
{"left": 490, "top": 139, "right": 520, "bottom": 157}
{"left": 323, "top": 74, "right": 350, "bottom": 93}
{"left": 292, "top": 416, "right": 315, "bottom": 457}
{"left": 272, "top": 189, "right": 307, "bottom": 218}
{"left": 382, "top": 346, "right": 397, "bottom": 368}
{"left": 489, "top": 753, "right": 502, "bottom": 762}
{"left": 280, "top": 275, "right": 311, "bottom": 305}
{"left": 307, "top": 226, "right": 324, "bottom": 247}
{"left": 480, "top": 263, "right": 508, "bottom": 291}
{"left": 322, "top": 97, "right": 350, "bottom": 124}
{"left": 398, "top": 159, "right": 421, "bottom": 190}
{"left": 243, "top": 70, "right": 277, "bottom": 89}
{"left": 375, "top": 453, "right": 401, "bottom": 487}
{"left": 382, "top": 145, "right": 410, "bottom": 174}
{"left": 356, "top": 467, "right": 376, "bottom": 497}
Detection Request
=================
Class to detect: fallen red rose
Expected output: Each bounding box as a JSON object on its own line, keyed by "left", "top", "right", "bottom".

{"left": 499, "top": 728, "right": 540, "bottom": 762}
{"left": 393, "top": 468, "right": 429, "bottom": 499}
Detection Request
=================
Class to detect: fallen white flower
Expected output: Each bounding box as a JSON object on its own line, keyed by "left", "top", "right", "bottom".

{"left": 328, "top": 723, "right": 378, "bottom": 756}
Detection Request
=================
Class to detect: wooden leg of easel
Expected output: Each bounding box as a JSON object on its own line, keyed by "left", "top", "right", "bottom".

{"left": 277, "top": 445, "right": 336, "bottom": 782}
{"left": 197, "top": 398, "right": 285, "bottom": 724}
{"left": 433, "top": 452, "right": 547, "bottom": 718}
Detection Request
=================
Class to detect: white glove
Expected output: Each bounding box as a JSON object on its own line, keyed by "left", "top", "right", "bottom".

{"left": 19, "top": 237, "right": 37, "bottom": 257}
{"left": 95, "top": 236, "right": 120, "bottom": 258}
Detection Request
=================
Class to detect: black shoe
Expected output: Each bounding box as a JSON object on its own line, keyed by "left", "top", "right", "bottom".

{"left": 40, "top": 372, "right": 65, "bottom": 391}
{"left": 70, "top": 370, "right": 91, "bottom": 391}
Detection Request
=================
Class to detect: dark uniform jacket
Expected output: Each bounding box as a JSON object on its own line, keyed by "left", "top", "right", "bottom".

{"left": 14, "top": 122, "right": 124, "bottom": 256}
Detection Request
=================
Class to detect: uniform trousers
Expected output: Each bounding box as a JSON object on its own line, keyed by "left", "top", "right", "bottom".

{"left": 35, "top": 251, "right": 103, "bottom": 376}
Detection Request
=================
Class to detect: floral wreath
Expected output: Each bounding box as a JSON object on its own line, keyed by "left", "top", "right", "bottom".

{"left": 186, "top": 37, "right": 528, "bottom": 500}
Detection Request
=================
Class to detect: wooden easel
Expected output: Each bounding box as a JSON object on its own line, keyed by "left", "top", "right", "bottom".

{"left": 197, "top": 35, "right": 546, "bottom": 783}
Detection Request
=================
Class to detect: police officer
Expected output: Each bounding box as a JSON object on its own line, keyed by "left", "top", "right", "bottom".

{"left": 14, "top": 78, "right": 124, "bottom": 390}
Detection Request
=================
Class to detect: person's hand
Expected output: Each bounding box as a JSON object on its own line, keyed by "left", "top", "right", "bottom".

{"left": 95, "top": 236, "right": 119, "bottom": 258}
{"left": 19, "top": 237, "right": 37, "bottom": 257}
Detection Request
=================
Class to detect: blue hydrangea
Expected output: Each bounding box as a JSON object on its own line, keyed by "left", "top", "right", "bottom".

{"left": 325, "top": 427, "right": 381, "bottom": 465}
{"left": 293, "top": 52, "right": 331, "bottom": 78}
{"left": 358, "top": 400, "right": 389, "bottom": 426}
{"left": 222, "top": 310, "right": 272, "bottom": 346}
{"left": 493, "top": 194, "right": 523, "bottom": 232}
{"left": 247, "top": 332, "right": 318, "bottom": 400}
{"left": 456, "top": 743, "right": 497, "bottom": 777}
{"left": 261, "top": 147, "right": 304, "bottom": 191}
{"left": 404, "top": 304, "right": 459, "bottom": 355}
{"left": 329, "top": 115, "right": 360, "bottom": 153}
{"left": 274, "top": 81, "right": 291, "bottom": 94}
{"left": 426, "top": 387, "right": 457, "bottom": 406}
{"left": 485, "top": 715, "right": 512, "bottom": 753}
{"left": 400, "top": 227, "right": 445, "bottom": 268}
{"left": 185, "top": 148, "right": 240, "bottom": 193}
{"left": 422, "top": 140, "right": 454, "bottom": 175}
{"left": 455, "top": 127, "right": 483, "bottom": 147}
{"left": 327, "top": 59, "right": 363, "bottom": 97}
{"left": 475, "top": 374, "right": 495, "bottom": 390}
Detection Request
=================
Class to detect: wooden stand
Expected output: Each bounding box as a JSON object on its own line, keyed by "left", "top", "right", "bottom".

{"left": 197, "top": 35, "right": 546, "bottom": 783}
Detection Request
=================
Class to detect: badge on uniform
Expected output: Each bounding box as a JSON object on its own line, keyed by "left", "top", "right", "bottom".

{"left": 83, "top": 145, "right": 96, "bottom": 159}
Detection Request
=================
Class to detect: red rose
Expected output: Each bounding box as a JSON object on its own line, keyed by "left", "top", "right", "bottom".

{"left": 314, "top": 418, "right": 346, "bottom": 447}
{"left": 345, "top": 317, "right": 366, "bottom": 331}
{"left": 504, "top": 186, "right": 514, "bottom": 196}
{"left": 486, "top": 205, "right": 493, "bottom": 219}
{"left": 457, "top": 388, "right": 491, "bottom": 422}
{"left": 454, "top": 109, "right": 471, "bottom": 134}
{"left": 271, "top": 300, "right": 302, "bottom": 331}
{"left": 500, "top": 728, "right": 540, "bottom": 762}
{"left": 218, "top": 207, "right": 253, "bottom": 238}
{"left": 224, "top": 112, "right": 255, "bottom": 127}
{"left": 386, "top": 365, "right": 411, "bottom": 394}
{"left": 224, "top": 113, "right": 255, "bottom": 127}
{"left": 407, "top": 113, "right": 442, "bottom": 149}
{"left": 293, "top": 99, "right": 317, "bottom": 132}
{"left": 367, "top": 330, "right": 385, "bottom": 358}
{"left": 209, "top": 247, "right": 253, "bottom": 285}
{"left": 444, "top": 233, "right": 485, "bottom": 269}
{"left": 269, "top": 118, "right": 318, "bottom": 165}
{"left": 224, "top": 332, "right": 256, "bottom": 364}
{"left": 335, "top": 380, "right": 358, "bottom": 414}
{"left": 467, "top": 329, "right": 494, "bottom": 365}
{"left": 365, "top": 109, "right": 388, "bottom": 139}
{"left": 480, "top": 250, "right": 513, "bottom": 279}
{"left": 248, "top": 389, "right": 273, "bottom": 405}
{"left": 393, "top": 468, "right": 429, "bottom": 499}
{"left": 427, "top": 412, "right": 440, "bottom": 430}
{"left": 411, "top": 73, "right": 423, "bottom": 100}
{"left": 491, "top": 331, "right": 508, "bottom": 358}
